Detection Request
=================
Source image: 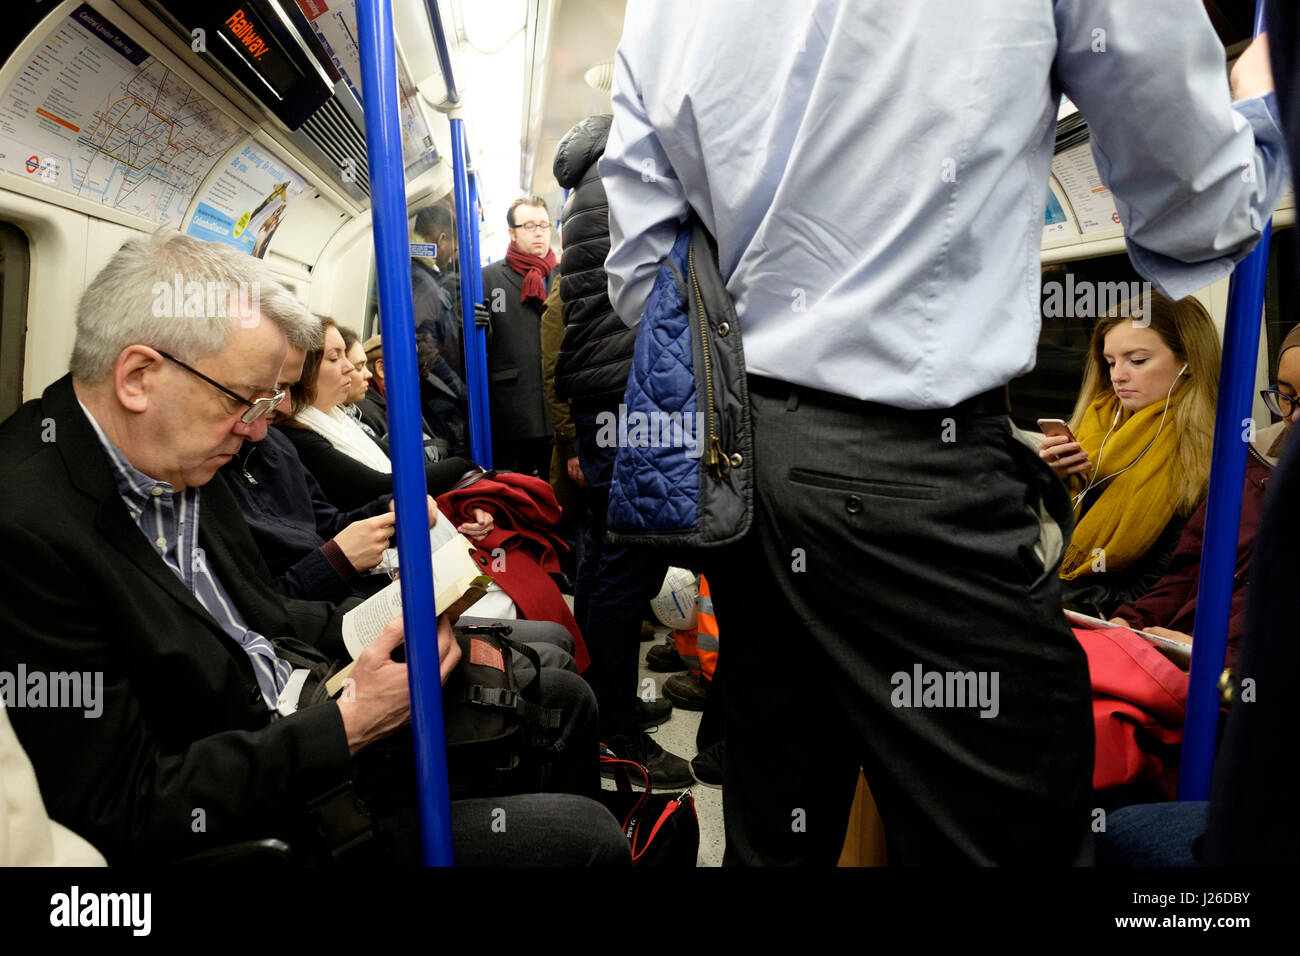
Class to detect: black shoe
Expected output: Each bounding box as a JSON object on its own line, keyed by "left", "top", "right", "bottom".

{"left": 664, "top": 672, "right": 709, "bottom": 711}
{"left": 646, "top": 637, "right": 687, "bottom": 672}
{"left": 635, "top": 696, "right": 673, "bottom": 728}
{"left": 690, "top": 741, "right": 725, "bottom": 790}
{"left": 639, "top": 620, "right": 658, "bottom": 642}
{"left": 602, "top": 732, "right": 695, "bottom": 790}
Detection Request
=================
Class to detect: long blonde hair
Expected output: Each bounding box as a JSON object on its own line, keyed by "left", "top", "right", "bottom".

{"left": 1068, "top": 292, "right": 1220, "bottom": 515}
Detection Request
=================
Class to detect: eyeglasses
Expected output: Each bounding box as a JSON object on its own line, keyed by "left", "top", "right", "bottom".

{"left": 158, "top": 351, "right": 285, "bottom": 424}
{"left": 511, "top": 220, "right": 551, "bottom": 233}
{"left": 1260, "top": 386, "right": 1298, "bottom": 419}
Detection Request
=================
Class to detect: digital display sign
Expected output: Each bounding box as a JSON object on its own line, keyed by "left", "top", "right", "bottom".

{"left": 160, "top": 0, "right": 337, "bottom": 129}
{"left": 217, "top": 5, "right": 302, "bottom": 98}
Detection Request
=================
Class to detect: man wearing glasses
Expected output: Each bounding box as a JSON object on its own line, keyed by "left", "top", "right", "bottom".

{"left": 0, "top": 232, "right": 458, "bottom": 863}
{"left": 480, "top": 195, "right": 558, "bottom": 477}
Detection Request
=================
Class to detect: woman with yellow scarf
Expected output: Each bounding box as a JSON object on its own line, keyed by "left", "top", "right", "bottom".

{"left": 1038, "top": 293, "right": 1220, "bottom": 617}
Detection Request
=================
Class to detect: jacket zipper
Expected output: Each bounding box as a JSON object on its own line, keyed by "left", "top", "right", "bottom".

{"left": 688, "top": 241, "right": 728, "bottom": 477}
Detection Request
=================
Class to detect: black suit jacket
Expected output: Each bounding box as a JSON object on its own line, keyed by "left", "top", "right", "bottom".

{"left": 0, "top": 376, "right": 355, "bottom": 863}
{"left": 482, "top": 259, "right": 555, "bottom": 446}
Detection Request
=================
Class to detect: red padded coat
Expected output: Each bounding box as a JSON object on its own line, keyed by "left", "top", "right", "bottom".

{"left": 438, "top": 472, "right": 589, "bottom": 671}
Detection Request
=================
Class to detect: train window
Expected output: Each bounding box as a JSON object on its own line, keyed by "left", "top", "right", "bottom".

{"left": 1264, "top": 227, "right": 1298, "bottom": 390}
{"left": 1010, "top": 253, "right": 1146, "bottom": 431}
{"left": 0, "top": 221, "right": 30, "bottom": 422}
{"left": 364, "top": 263, "right": 379, "bottom": 340}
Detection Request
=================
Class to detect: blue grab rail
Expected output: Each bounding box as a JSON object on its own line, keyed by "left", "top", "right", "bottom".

{"left": 451, "top": 121, "right": 492, "bottom": 468}
{"left": 422, "top": 0, "right": 491, "bottom": 467}
{"left": 355, "top": 0, "right": 455, "bottom": 865}
{"left": 468, "top": 166, "right": 491, "bottom": 464}
{"left": 1177, "top": 0, "right": 1272, "bottom": 801}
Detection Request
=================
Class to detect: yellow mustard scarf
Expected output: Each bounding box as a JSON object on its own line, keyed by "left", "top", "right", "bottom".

{"left": 1059, "top": 392, "right": 1181, "bottom": 580}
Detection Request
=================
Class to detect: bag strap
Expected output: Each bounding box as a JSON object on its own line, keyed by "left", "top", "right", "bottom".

{"left": 466, "top": 684, "right": 561, "bottom": 729}
{"left": 458, "top": 624, "right": 562, "bottom": 729}
{"left": 269, "top": 637, "right": 344, "bottom": 711}
{"left": 305, "top": 780, "right": 379, "bottom": 863}
{"left": 599, "top": 744, "right": 654, "bottom": 832}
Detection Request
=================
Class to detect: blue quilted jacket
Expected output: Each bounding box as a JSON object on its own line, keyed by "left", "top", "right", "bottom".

{"left": 606, "top": 219, "right": 751, "bottom": 547}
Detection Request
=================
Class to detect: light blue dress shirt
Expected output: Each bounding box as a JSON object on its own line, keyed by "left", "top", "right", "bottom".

{"left": 601, "top": 0, "right": 1289, "bottom": 409}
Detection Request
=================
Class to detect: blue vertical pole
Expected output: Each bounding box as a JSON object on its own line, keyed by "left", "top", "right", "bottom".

{"left": 1178, "top": 0, "right": 1271, "bottom": 801}
{"left": 355, "top": 0, "right": 454, "bottom": 865}
{"left": 451, "top": 120, "right": 492, "bottom": 468}
{"left": 468, "top": 167, "right": 491, "bottom": 464}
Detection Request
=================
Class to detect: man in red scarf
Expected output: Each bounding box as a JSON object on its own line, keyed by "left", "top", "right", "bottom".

{"left": 480, "top": 196, "right": 559, "bottom": 478}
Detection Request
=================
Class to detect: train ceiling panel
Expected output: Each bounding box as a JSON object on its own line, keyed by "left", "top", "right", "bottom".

{"left": 525, "top": 0, "right": 625, "bottom": 204}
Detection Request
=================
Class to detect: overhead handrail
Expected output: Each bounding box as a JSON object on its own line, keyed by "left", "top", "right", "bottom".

{"left": 356, "top": 0, "right": 455, "bottom": 865}
{"left": 424, "top": 0, "right": 462, "bottom": 105}
{"left": 1178, "top": 0, "right": 1273, "bottom": 800}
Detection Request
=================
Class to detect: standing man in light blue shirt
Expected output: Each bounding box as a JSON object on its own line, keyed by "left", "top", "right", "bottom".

{"left": 602, "top": 0, "right": 1285, "bottom": 864}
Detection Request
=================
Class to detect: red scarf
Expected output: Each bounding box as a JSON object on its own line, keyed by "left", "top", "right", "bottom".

{"left": 505, "top": 243, "right": 557, "bottom": 307}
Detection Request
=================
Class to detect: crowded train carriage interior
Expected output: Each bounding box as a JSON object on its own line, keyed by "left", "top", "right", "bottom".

{"left": 0, "top": 0, "right": 1298, "bottom": 897}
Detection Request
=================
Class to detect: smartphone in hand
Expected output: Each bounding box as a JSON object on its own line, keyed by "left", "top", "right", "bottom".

{"left": 1037, "top": 418, "right": 1077, "bottom": 444}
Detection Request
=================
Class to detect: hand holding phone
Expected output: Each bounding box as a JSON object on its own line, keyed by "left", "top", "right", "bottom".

{"left": 1037, "top": 418, "right": 1090, "bottom": 478}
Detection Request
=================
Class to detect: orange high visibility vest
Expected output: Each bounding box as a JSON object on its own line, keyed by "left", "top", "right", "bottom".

{"left": 671, "top": 575, "right": 718, "bottom": 680}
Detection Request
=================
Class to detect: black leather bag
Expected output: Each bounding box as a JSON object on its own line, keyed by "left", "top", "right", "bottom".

{"left": 597, "top": 744, "right": 699, "bottom": 867}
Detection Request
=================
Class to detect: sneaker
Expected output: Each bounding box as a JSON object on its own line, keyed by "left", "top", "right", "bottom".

{"left": 639, "top": 620, "right": 658, "bottom": 642}
{"left": 663, "top": 672, "right": 709, "bottom": 711}
{"left": 635, "top": 696, "right": 673, "bottom": 728}
{"left": 690, "top": 741, "right": 725, "bottom": 789}
{"left": 602, "top": 732, "right": 695, "bottom": 790}
{"left": 646, "top": 637, "right": 687, "bottom": 672}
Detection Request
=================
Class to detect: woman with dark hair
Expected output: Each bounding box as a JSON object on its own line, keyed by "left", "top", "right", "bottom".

{"left": 1039, "top": 292, "right": 1221, "bottom": 616}
{"left": 277, "top": 318, "right": 482, "bottom": 514}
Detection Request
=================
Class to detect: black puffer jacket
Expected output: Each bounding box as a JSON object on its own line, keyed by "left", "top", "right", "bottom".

{"left": 553, "top": 114, "right": 633, "bottom": 405}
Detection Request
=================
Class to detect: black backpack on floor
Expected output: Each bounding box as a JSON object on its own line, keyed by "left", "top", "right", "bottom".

{"left": 598, "top": 744, "right": 699, "bottom": 867}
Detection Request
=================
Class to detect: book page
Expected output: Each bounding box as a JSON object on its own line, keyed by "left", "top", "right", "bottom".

{"left": 341, "top": 576, "right": 405, "bottom": 660}
{"left": 340, "top": 532, "right": 489, "bottom": 660}
{"left": 1064, "top": 610, "right": 1192, "bottom": 668}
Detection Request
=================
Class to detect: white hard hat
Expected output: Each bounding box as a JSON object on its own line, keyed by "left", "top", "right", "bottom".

{"left": 650, "top": 567, "right": 699, "bottom": 629}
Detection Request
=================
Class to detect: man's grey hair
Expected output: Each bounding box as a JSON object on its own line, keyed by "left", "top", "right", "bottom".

{"left": 69, "top": 231, "right": 322, "bottom": 383}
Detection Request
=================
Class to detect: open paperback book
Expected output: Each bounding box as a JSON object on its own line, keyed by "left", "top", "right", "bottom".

{"left": 325, "top": 532, "right": 492, "bottom": 696}
{"left": 1064, "top": 609, "right": 1193, "bottom": 669}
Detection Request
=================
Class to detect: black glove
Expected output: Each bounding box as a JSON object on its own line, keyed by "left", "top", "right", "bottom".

{"left": 473, "top": 302, "right": 491, "bottom": 331}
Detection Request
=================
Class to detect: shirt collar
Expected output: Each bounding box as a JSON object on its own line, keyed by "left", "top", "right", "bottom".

{"left": 76, "top": 398, "right": 183, "bottom": 506}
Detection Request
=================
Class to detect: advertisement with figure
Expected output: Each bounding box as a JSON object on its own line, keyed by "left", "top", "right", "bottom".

{"left": 186, "top": 142, "right": 305, "bottom": 257}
